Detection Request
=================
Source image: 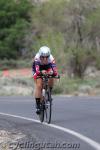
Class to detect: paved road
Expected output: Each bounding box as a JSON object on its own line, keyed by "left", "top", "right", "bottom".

{"left": 0, "top": 96, "right": 100, "bottom": 150}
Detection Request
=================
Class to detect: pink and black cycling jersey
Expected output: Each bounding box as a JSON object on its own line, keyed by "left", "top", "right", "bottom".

{"left": 32, "top": 53, "right": 58, "bottom": 76}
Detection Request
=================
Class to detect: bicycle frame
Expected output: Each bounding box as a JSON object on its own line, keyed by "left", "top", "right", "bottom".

{"left": 42, "top": 74, "right": 51, "bottom": 91}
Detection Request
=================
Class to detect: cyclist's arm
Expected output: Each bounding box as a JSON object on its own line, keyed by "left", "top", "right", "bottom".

{"left": 32, "top": 60, "right": 41, "bottom": 79}
{"left": 51, "top": 60, "right": 58, "bottom": 76}
{"left": 35, "top": 64, "right": 40, "bottom": 75}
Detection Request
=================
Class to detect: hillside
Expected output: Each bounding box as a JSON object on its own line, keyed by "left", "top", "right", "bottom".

{"left": 0, "top": 0, "right": 100, "bottom": 78}
{"left": 0, "top": 0, "right": 100, "bottom": 96}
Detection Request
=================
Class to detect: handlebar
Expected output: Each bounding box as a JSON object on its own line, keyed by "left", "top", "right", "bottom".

{"left": 36, "top": 74, "right": 60, "bottom": 79}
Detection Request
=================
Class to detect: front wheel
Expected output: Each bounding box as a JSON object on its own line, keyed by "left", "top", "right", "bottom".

{"left": 45, "top": 88, "right": 52, "bottom": 124}
{"left": 38, "top": 101, "right": 44, "bottom": 123}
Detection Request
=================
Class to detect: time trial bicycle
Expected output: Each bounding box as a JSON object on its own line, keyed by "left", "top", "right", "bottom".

{"left": 37, "top": 74, "right": 60, "bottom": 124}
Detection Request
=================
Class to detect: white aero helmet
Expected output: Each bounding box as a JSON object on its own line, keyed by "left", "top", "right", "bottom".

{"left": 39, "top": 46, "right": 51, "bottom": 57}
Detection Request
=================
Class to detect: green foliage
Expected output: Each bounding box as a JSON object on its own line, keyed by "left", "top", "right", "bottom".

{"left": 92, "top": 50, "right": 100, "bottom": 69}
{"left": 53, "top": 74, "right": 100, "bottom": 95}
{"left": 53, "top": 75, "right": 80, "bottom": 94}
{"left": 66, "top": 47, "right": 94, "bottom": 77}
{"left": 31, "top": 0, "right": 100, "bottom": 77}
{"left": 1, "top": 0, "right": 100, "bottom": 78}
{"left": 0, "top": 0, "right": 32, "bottom": 59}
{"left": 0, "top": 59, "right": 31, "bottom": 70}
{"left": 33, "top": 31, "right": 66, "bottom": 67}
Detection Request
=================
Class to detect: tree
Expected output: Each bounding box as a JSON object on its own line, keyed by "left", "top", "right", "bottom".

{"left": 0, "top": 0, "right": 32, "bottom": 59}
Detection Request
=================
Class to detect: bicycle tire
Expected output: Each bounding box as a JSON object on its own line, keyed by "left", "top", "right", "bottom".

{"left": 45, "top": 88, "right": 52, "bottom": 124}
{"left": 39, "top": 101, "right": 44, "bottom": 123}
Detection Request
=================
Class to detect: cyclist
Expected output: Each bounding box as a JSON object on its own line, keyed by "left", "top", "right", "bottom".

{"left": 32, "top": 46, "right": 58, "bottom": 114}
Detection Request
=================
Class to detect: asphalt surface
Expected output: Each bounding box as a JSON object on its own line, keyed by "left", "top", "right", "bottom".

{"left": 0, "top": 96, "right": 100, "bottom": 150}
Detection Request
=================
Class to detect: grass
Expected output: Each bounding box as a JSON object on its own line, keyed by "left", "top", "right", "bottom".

{"left": 53, "top": 75, "right": 100, "bottom": 95}
{"left": 0, "top": 77, "right": 34, "bottom": 96}
{"left": 0, "top": 71, "right": 100, "bottom": 95}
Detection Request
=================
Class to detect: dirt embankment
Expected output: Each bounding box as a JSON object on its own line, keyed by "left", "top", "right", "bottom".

{"left": 0, "top": 68, "right": 33, "bottom": 96}
{"left": 0, "top": 68, "right": 100, "bottom": 96}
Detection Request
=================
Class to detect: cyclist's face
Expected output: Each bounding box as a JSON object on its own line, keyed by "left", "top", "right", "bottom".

{"left": 40, "top": 56, "right": 49, "bottom": 64}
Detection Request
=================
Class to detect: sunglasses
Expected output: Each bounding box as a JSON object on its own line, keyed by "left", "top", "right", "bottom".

{"left": 40, "top": 56, "right": 49, "bottom": 59}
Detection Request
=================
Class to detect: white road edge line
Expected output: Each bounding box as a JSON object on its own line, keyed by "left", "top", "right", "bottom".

{"left": 0, "top": 112, "right": 100, "bottom": 150}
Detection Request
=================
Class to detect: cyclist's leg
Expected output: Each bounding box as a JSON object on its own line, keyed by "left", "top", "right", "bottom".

{"left": 34, "top": 78, "right": 42, "bottom": 98}
{"left": 48, "top": 78, "right": 54, "bottom": 93}
{"left": 34, "top": 78, "right": 42, "bottom": 114}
